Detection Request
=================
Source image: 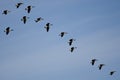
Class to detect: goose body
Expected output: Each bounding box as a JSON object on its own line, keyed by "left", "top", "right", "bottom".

{"left": 110, "top": 71, "right": 116, "bottom": 75}
{"left": 2, "top": 10, "right": 10, "bottom": 15}
{"left": 70, "top": 47, "right": 77, "bottom": 52}
{"left": 16, "top": 3, "right": 23, "bottom": 8}
{"left": 91, "top": 59, "right": 97, "bottom": 66}
{"left": 44, "top": 23, "right": 52, "bottom": 32}
{"left": 98, "top": 64, "right": 105, "bottom": 70}
{"left": 4, "top": 27, "right": 13, "bottom": 35}
{"left": 59, "top": 32, "right": 67, "bottom": 37}
{"left": 21, "top": 16, "right": 29, "bottom": 24}
{"left": 68, "top": 38, "right": 75, "bottom": 46}
{"left": 35, "top": 17, "right": 43, "bottom": 22}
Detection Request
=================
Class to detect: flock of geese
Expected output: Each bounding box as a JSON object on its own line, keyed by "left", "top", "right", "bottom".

{"left": 2, "top": 2, "right": 77, "bottom": 53}
{"left": 91, "top": 59, "right": 116, "bottom": 76}
{"left": 1, "top": 1, "right": 117, "bottom": 79}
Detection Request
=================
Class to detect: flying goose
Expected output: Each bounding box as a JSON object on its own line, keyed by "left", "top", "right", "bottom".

{"left": 70, "top": 47, "right": 77, "bottom": 52}
{"left": 44, "top": 23, "right": 52, "bottom": 32}
{"left": 68, "top": 38, "right": 75, "bottom": 46}
{"left": 2, "top": 10, "right": 10, "bottom": 15}
{"left": 91, "top": 59, "right": 98, "bottom": 66}
{"left": 35, "top": 17, "right": 44, "bottom": 22}
{"left": 4, "top": 27, "right": 13, "bottom": 35}
{"left": 110, "top": 71, "right": 116, "bottom": 76}
{"left": 98, "top": 64, "right": 105, "bottom": 70}
{"left": 59, "top": 32, "right": 68, "bottom": 37}
{"left": 21, "top": 16, "right": 29, "bottom": 24}
{"left": 16, "top": 3, "right": 23, "bottom": 8}
{"left": 25, "top": 5, "right": 34, "bottom": 13}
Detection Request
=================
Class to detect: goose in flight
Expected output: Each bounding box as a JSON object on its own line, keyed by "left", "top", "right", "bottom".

{"left": 110, "top": 71, "right": 116, "bottom": 76}
{"left": 35, "top": 17, "right": 43, "bottom": 22}
{"left": 44, "top": 23, "right": 52, "bottom": 32}
{"left": 21, "top": 16, "right": 29, "bottom": 24}
{"left": 59, "top": 32, "right": 68, "bottom": 37}
{"left": 91, "top": 59, "right": 97, "bottom": 66}
{"left": 2, "top": 10, "right": 10, "bottom": 15}
{"left": 16, "top": 3, "right": 23, "bottom": 8}
{"left": 70, "top": 47, "right": 77, "bottom": 52}
{"left": 4, "top": 27, "right": 13, "bottom": 35}
{"left": 25, "top": 5, "right": 34, "bottom": 13}
{"left": 68, "top": 38, "right": 75, "bottom": 46}
{"left": 98, "top": 64, "right": 105, "bottom": 70}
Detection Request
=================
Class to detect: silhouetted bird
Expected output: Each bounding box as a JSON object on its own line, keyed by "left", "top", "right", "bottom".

{"left": 2, "top": 10, "right": 10, "bottom": 15}
{"left": 35, "top": 17, "right": 43, "bottom": 22}
{"left": 70, "top": 47, "right": 77, "bottom": 52}
{"left": 44, "top": 23, "right": 52, "bottom": 32}
{"left": 25, "top": 5, "right": 34, "bottom": 13}
{"left": 91, "top": 59, "right": 97, "bottom": 66}
{"left": 59, "top": 32, "right": 68, "bottom": 37}
{"left": 98, "top": 64, "right": 105, "bottom": 70}
{"left": 110, "top": 71, "right": 116, "bottom": 76}
{"left": 16, "top": 3, "right": 23, "bottom": 8}
{"left": 21, "top": 16, "right": 29, "bottom": 24}
{"left": 68, "top": 38, "right": 75, "bottom": 46}
{"left": 4, "top": 27, "right": 13, "bottom": 35}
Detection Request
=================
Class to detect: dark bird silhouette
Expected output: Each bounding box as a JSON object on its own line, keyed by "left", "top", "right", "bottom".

{"left": 35, "top": 17, "right": 43, "bottom": 22}
{"left": 4, "top": 27, "right": 13, "bottom": 35}
{"left": 16, "top": 3, "right": 23, "bottom": 8}
{"left": 44, "top": 23, "right": 52, "bottom": 32}
{"left": 91, "top": 59, "right": 97, "bottom": 66}
{"left": 70, "top": 47, "right": 77, "bottom": 52}
{"left": 2, "top": 10, "right": 10, "bottom": 15}
{"left": 98, "top": 64, "right": 105, "bottom": 70}
{"left": 21, "top": 16, "right": 29, "bottom": 24}
{"left": 68, "top": 38, "right": 75, "bottom": 46}
{"left": 59, "top": 32, "right": 68, "bottom": 37}
{"left": 110, "top": 71, "right": 116, "bottom": 76}
{"left": 25, "top": 5, "right": 34, "bottom": 13}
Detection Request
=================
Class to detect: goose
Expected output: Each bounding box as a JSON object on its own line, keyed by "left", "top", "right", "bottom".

{"left": 44, "top": 23, "right": 52, "bottom": 32}
{"left": 21, "top": 16, "right": 29, "bottom": 24}
{"left": 25, "top": 5, "right": 34, "bottom": 13}
{"left": 16, "top": 3, "right": 23, "bottom": 8}
{"left": 110, "top": 71, "right": 116, "bottom": 76}
{"left": 4, "top": 27, "right": 13, "bottom": 35}
{"left": 91, "top": 59, "right": 97, "bottom": 66}
{"left": 68, "top": 38, "right": 75, "bottom": 46}
{"left": 70, "top": 47, "right": 77, "bottom": 52}
{"left": 59, "top": 32, "right": 68, "bottom": 37}
{"left": 2, "top": 10, "right": 10, "bottom": 15}
{"left": 98, "top": 64, "right": 105, "bottom": 70}
{"left": 35, "top": 17, "right": 43, "bottom": 22}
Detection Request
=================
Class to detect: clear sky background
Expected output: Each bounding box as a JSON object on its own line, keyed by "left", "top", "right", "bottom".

{"left": 0, "top": 0, "right": 120, "bottom": 80}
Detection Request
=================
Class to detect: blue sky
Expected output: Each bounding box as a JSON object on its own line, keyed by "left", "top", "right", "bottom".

{"left": 0, "top": 0, "right": 120, "bottom": 80}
